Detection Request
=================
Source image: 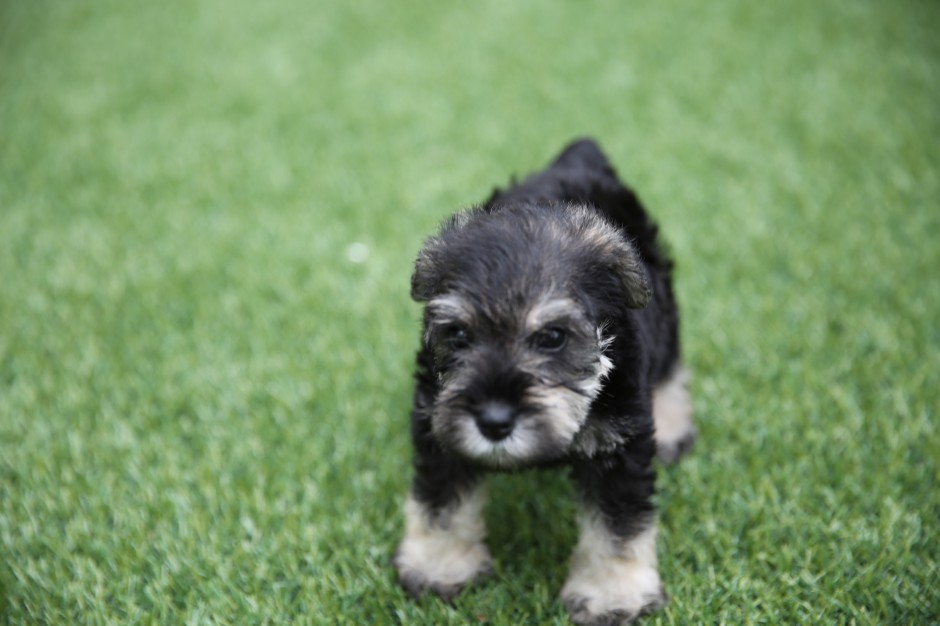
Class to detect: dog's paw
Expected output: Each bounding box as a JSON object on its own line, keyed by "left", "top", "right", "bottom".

{"left": 560, "top": 568, "right": 667, "bottom": 625}
{"left": 393, "top": 539, "right": 492, "bottom": 601}
{"left": 656, "top": 426, "right": 697, "bottom": 465}
{"left": 562, "top": 586, "right": 667, "bottom": 626}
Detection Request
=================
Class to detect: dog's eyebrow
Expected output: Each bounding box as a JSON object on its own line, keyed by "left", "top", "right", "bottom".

{"left": 426, "top": 294, "right": 474, "bottom": 323}
{"left": 525, "top": 298, "right": 583, "bottom": 329}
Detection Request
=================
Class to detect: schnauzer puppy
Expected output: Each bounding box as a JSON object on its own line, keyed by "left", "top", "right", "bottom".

{"left": 393, "top": 139, "right": 696, "bottom": 625}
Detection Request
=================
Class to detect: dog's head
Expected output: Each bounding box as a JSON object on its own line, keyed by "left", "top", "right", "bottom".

{"left": 411, "top": 204, "right": 650, "bottom": 468}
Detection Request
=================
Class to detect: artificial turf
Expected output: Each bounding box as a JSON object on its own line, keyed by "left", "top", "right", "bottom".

{"left": 1, "top": 0, "right": 938, "bottom": 624}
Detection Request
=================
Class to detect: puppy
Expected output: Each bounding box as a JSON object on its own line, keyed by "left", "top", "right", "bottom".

{"left": 394, "top": 139, "right": 696, "bottom": 625}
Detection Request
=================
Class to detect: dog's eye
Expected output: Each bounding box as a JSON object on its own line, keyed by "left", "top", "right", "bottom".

{"left": 532, "top": 327, "right": 567, "bottom": 352}
{"left": 443, "top": 325, "right": 471, "bottom": 350}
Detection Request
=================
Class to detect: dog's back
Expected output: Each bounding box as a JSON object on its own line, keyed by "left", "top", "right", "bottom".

{"left": 484, "top": 138, "right": 672, "bottom": 275}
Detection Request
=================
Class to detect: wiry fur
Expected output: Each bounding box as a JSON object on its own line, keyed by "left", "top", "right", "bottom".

{"left": 396, "top": 139, "right": 696, "bottom": 625}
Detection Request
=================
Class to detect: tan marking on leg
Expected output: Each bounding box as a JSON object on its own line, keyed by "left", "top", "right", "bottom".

{"left": 393, "top": 485, "right": 491, "bottom": 600}
{"left": 653, "top": 365, "right": 696, "bottom": 464}
{"left": 561, "top": 514, "right": 666, "bottom": 624}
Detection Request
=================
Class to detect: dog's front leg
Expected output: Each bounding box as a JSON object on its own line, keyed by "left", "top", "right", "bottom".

{"left": 393, "top": 441, "right": 492, "bottom": 601}
{"left": 562, "top": 450, "right": 667, "bottom": 625}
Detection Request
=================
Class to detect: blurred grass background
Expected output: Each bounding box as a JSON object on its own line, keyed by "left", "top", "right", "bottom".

{"left": 1, "top": 0, "right": 938, "bottom": 624}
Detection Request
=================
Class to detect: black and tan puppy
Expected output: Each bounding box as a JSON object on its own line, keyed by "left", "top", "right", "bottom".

{"left": 394, "top": 139, "right": 696, "bottom": 625}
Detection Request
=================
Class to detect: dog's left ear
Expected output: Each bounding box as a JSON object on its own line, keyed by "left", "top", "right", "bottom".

{"left": 612, "top": 241, "right": 652, "bottom": 309}
{"left": 574, "top": 208, "right": 651, "bottom": 309}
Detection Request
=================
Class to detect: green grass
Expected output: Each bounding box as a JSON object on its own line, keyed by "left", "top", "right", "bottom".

{"left": 1, "top": 0, "right": 938, "bottom": 623}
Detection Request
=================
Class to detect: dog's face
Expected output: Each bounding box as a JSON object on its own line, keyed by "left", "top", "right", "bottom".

{"left": 411, "top": 204, "right": 650, "bottom": 468}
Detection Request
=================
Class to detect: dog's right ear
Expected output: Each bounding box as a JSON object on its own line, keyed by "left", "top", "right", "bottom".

{"left": 411, "top": 210, "right": 475, "bottom": 302}
{"left": 411, "top": 238, "right": 443, "bottom": 302}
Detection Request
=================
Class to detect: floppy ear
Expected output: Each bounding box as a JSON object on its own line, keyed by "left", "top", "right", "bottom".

{"left": 571, "top": 207, "right": 651, "bottom": 309}
{"left": 411, "top": 209, "right": 478, "bottom": 302}
{"left": 613, "top": 240, "right": 652, "bottom": 309}
{"left": 410, "top": 238, "right": 443, "bottom": 302}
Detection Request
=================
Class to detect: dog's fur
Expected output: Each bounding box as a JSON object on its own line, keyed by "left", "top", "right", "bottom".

{"left": 394, "top": 139, "right": 696, "bottom": 625}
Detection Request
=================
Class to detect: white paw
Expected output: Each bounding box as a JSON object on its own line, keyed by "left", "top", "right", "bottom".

{"left": 561, "top": 519, "right": 667, "bottom": 625}
{"left": 393, "top": 490, "right": 492, "bottom": 601}
{"left": 561, "top": 562, "right": 666, "bottom": 625}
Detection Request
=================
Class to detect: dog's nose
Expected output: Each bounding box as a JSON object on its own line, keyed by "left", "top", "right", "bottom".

{"left": 475, "top": 401, "right": 516, "bottom": 441}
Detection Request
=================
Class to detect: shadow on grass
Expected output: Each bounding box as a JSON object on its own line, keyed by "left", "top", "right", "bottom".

{"left": 484, "top": 470, "right": 579, "bottom": 586}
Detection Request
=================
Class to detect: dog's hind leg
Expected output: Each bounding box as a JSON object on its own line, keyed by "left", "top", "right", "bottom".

{"left": 652, "top": 365, "right": 696, "bottom": 464}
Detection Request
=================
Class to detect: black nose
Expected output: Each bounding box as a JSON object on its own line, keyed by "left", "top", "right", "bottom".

{"left": 475, "top": 401, "right": 516, "bottom": 441}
